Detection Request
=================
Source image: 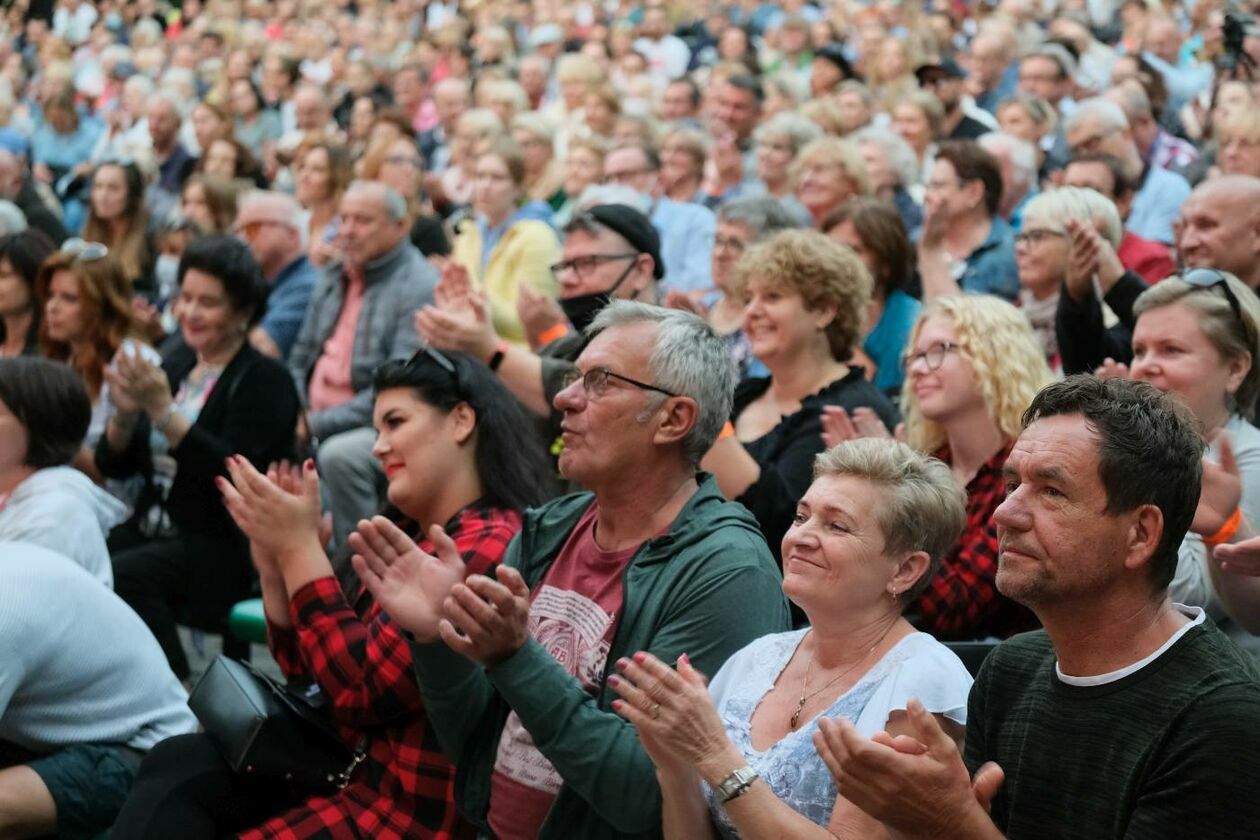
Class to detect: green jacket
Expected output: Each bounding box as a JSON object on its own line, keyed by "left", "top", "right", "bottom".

{"left": 410, "top": 474, "right": 790, "bottom": 838}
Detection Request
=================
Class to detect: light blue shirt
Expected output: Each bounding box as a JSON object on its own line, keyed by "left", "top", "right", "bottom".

{"left": 651, "top": 197, "right": 717, "bottom": 296}
{"left": 1129, "top": 165, "right": 1191, "bottom": 245}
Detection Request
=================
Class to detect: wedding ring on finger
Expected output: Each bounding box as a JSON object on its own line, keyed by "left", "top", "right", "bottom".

{"left": 650, "top": 703, "right": 662, "bottom": 720}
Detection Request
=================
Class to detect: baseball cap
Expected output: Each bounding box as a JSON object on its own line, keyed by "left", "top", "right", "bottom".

{"left": 583, "top": 204, "right": 664, "bottom": 280}
{"left": 915, "top": 56, "right": 968, "bottom": 83}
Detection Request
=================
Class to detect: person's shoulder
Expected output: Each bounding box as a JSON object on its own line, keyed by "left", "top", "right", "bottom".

{"left": 1148, "top": 164, "right": 1191, "bottom": 193}
{"left": 982, "top": 630, "right": 1055, "bottom": 678}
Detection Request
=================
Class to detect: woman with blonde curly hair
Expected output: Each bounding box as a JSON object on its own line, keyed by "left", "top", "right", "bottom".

{"left": 705, "top": 229, "right": 897, "bottom": 616}
{"left": 825, "top": 295, "right": 1052, "bottom": 640}
{"left": 791, "top": 136, "right": 871, "bottom": 227}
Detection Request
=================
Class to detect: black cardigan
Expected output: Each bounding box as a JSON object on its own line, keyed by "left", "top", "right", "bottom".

{"left": 96, "top": 342, "right": 300, "bottom": 539}
{"left": 733, "top": 368, "right": 899, "bottom": 566}
{"left": 1055, "top": 272, "right": 1148, "bottom": 375}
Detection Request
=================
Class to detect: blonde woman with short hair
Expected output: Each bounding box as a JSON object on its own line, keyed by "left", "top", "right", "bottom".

{"left": 791, "top": 137, "right": 871, "bottom": 227}
{"left": 824, "top": 295, "right": 1053, "bottom": 640}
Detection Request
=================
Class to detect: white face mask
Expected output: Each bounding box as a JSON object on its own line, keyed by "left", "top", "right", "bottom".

{"left": 155, "top": 254, "right": 180, "bottom": 301}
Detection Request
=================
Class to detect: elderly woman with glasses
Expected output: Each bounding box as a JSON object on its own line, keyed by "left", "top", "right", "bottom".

{"left": 96, "top": 235, "right": 300, "bottom": 682}
{"left": 703, "top": 230, "right": 897, "bottom": 620}
{"left": 112, "top": 346, "right": 553, "bottom": 839}
{"left": 824, "top": 295, "right": 1053, "bottom": 640}
{"left": 1095, "top": 270, "right": 1260, "bottom": 655}
{"left": 610, "top": 439, "right": 973, "bottom": 840}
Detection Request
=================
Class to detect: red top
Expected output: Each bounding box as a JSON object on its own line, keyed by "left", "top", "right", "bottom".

{"left": 248, "top": 504, "right": 522, "bottom": 840}
{"left": 1118, "top": 231, "right": 1176, "bottom": 285}
{"left": 915, "top": 443, "right": 1039, "bottom": 641}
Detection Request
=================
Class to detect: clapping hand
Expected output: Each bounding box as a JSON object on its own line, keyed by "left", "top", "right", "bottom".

{"left": 518, "top": 284, "right": 567, "bottom": 347}
{"left": 662, "top": 289, "right": 709, "bottom": 318}
{"left": 1093, "top": 357, "right": 1131, "bottom": 381}
{"left": 104, "top": 343, "right": 172, "bottom": 418}
{"left": 414, "top": 260, "right": 498, "bottom": 359}
{"left": 218, "top": 456, "right": 324, "bottom": 563}
{"left": 1192, "top": 434, "right": 1242, "bottom": 538}
{"left": 437, "top": 565, "right": 533, "bottom": 666}
{"left": 821, "top": 406, "right": 899, "bottom": 449}
{"left": 351, "top": 517, "right": 467, "bottom": 643}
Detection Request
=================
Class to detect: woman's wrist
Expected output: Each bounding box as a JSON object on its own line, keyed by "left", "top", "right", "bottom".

{"left": 695, "top": 742, "right": 747, "bottom": 789}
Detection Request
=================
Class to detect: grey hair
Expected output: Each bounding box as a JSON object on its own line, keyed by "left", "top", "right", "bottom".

{"left": 1064, "top": 97, "right": 1130, "bottom": 135}
{"left": 979, "top": 132, "right": 1038, "bottom": 193}
{"left": 346, "top": 179, "right": 409, "bottom": 222}
{"left": 0, "top": 200, "right": 27, "bottom": 235}
{"left": 1107, "top": 81, "right": 1153, "bottom": 121}
{"left": 1134, "top": 271, "right": 1260, "bottom": 420}
{"left": 149, "top": 88, "right": 185, "bottom": 118}
{"left": 574, "top": 184, "right": 651, "bottom": 215}
{"left": 1022, "top": 185, "right": 1123, "bottom": 248}
{"left": 852, "top": 126, "right": 922, "bottom": 188}
{"left": 752, "top": 111, "right": 823, "bottom": 155}
{"left": 716, "top": 196, "right": 805, "bottom": 238}
{"left": 813, "top": 439, "right": 966, "bottom": 601}
{"left": 241, "top": 189, "right": 309, "bottom": 248}
{"left": 586, "top": 301, "right": 736, "bottom": 466}
{"left": 510, "top": 111, "right": 556, "bottom": 144}
{"left": 123, "top": 74, "right": 155, "bottom": 97}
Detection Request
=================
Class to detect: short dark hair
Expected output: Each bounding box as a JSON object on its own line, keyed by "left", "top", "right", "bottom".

{"left": 1021, "top": 375, "right": 1204, "bottom": 590}
{"left": 1067, "top": 152, "right": 1135, "bottom": 199}
{"left": 935, "top": 140, "right": 1004, "bottom": 217}
{"left": 0, "top": 357, "right": 91, "bottom": 468}
{"left": 373, "top": 350, "right": 555, "bottom": 513}
{"left": 178, "top": 234, "right": 268, "bottom": 327}
{"left": 726, "top": 73, "right": 765, "bottom": 104}
{"left": 667, "top": 76, "right": 702, "bottom": 107}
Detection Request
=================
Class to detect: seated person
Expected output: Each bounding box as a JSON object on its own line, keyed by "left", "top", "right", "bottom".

{"left": 98, "top": 235, "right": 300, "bottom": 682}
{"left": 703, "top": 229, "right": 897, "bottom": 591}
{"left": 612, "top": 439, "right": 973, "bottom": 838}
{"left": 0, "top": 230, "right": 56, "bottom": 358}
{"left": 824, "top": 295, "right": 1052, "bottom": 640}
{"left": 356, "top": 302, "right": 791, "bottom": 838}
{"left": 0, "top": 542, "right": 196, "bottom": 839}
{"left": 112, "top": 348, "right": 554, "bottom": 839}
{"left": 0, "top": 357, "right": 124, "bottom": 586}
{"left": 817, "top": 376, "right": 1260, "bottom": 838}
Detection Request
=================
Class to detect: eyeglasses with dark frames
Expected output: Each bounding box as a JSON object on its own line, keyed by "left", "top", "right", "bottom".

{"left": 550, "top": 253, "right": 638, "bottom": 278}
{"left": 560, "top": 365, "right": 679, "bottom": 399}
{"left": 902, "top": 340, "right": 964, "bottom": 373}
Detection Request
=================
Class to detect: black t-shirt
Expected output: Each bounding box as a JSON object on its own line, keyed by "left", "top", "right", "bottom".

{"left": 965, "top": 615, "right": 1260, "bottom": 839}
{"left": 949, "top": 115, "right": 992, "bottom": 141}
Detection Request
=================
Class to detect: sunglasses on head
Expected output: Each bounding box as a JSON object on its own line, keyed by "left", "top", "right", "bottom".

{"left": 60, "top": 238, "right": 109, "bottom": 262}
{"left": 1182, "top": 269, "right": 1253, "bottom": 344}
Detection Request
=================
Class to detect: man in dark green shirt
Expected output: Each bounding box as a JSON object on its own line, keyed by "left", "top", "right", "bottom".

{"left": 815, "top": 376, "right": 1260, "bottom": 838}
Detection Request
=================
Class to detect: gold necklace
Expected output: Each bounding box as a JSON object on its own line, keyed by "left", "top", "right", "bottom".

{"left": 789, "top": 618, "right": 898, "bottom": 730}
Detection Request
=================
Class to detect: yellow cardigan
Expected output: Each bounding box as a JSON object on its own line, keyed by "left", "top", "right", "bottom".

{"left": 452, "top": 218, "right": 561, "bottom": 347}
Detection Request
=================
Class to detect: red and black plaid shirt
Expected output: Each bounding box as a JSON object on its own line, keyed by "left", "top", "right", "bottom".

{"left": 915, "top": 443, "right": 1038, "bottom": 641}
{"left": 244, "top": 504, "right": 522, "bottom": 840}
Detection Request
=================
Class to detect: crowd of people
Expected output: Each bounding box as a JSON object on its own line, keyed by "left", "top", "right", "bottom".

{"left": 2, "top": 0, "right": 1260, "bottom": 836}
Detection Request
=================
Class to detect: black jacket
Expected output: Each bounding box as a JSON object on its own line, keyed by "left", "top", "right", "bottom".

{"left": 1055, "top": 272, "right": 1148, "bottom": 375}
{"left": 96, "top": 342, "right": 300, "bottom": 539}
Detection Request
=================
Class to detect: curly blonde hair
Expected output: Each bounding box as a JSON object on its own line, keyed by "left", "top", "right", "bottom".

{"left": 901, "top": 296, "right": 1054, "bottom": 453}
{"left": 732, "top": 229, "right": 872, "bottom": 361}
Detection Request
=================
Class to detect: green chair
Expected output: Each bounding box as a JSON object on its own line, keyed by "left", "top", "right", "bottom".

{"left": 227, "top": 598, "right": 268, "bottom": 647}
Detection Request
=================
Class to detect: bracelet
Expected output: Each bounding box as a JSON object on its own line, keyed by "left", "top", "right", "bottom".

{"left": 537, "top": 323, "right": 569, "bottom": 346}
{"left": 1205, "top": 507, "right": 1243, "bottom": 547}
{"left": 486, "top": 339, "right": 509, "bottom": 372}
{"left": 154, "top": 404, "right": 177, "bottom": 435}
{"left": 717, "top": 421, "right": 735, "bottom": 442}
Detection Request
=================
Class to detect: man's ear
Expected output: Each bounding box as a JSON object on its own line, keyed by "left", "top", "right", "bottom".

{"left": 651, "top": 395, "right": 699, "bottom": 450}
{"left": 1122, "top": 503, "right": 1164, "bottom": 575}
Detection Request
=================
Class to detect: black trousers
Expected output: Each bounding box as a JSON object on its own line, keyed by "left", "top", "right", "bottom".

{"left": 109, "top": 734, "right": 303, "bottom": 840}
{"left": 110, "top": 524, "right": 253, "bottom": 680}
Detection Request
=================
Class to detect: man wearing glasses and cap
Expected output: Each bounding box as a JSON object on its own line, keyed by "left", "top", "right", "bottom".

{"left": 915, "top": 57, "right": 998, "bottom": 142}
{"left": 417, "top": 203, "right": 664, "bottom": 438}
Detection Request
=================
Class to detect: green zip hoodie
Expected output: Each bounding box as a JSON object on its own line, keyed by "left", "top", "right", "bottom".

{"left": 410, "top": 474, "right": 790, "bottom": 838}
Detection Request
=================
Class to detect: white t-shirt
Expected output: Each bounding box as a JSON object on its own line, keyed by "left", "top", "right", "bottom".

{"left": 702, "top": 629, "right": 973, "bottom": 838}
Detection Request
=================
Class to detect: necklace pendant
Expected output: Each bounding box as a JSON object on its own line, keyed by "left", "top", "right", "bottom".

{"left": 790, "top": 698, "right": 806, "bottom": 729}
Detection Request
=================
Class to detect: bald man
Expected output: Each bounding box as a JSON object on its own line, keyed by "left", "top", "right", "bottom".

{"left": 1179, "top": 175, "right": 1260, "bottom": 290}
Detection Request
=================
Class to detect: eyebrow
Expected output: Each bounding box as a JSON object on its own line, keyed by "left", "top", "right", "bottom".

{"left": 1002, "top": 463, "right": 1068, "bottom": 484}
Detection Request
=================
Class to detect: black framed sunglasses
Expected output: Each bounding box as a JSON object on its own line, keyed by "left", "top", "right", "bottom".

{"left": 560, "top": 365, "right": 679, "bottom": 399}
{"left": 401, "top": 344, "right": 462, "bottom": 396}
{"left": 1182, "top": 269, "right": 1253, "bottom": 344}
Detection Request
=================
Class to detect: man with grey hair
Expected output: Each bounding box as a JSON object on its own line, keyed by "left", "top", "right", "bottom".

{"left": 145, "top": 91, "right": 191, "bottom": 219}
{"left": 0, "top": 143, "right": 67, "bottom": 244}
{"left": 1104, "top": 80, "right": 1198, "bottom": 171}
{"left": 358, "top": 299, "right": 790, "bottom": 840}
{"left": 234, "top": 190, "right": 319, "bottom": 359}
{"left": 979, "top": 132, "right": 1039, "bottom": 225}
{"left": 289, "top": 180, "right": 436, "bottom": 545}
{"left": 1064, "top": 97, "right": 1190, "bottom": 244}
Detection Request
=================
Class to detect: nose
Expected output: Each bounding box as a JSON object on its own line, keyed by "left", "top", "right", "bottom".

{"left": 553, "top": 376, "right": 587, "bottom": 413}
{"left": 992, "top": 484, "right": 1031, "bottom": 533}
{"left": 370, "top": 430, "right": 387, "bottom": 459}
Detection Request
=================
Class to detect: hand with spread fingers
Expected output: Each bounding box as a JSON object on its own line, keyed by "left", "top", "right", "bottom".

{"left": 218, "top": 456, "right": 324, "bottom": 562}
{"left": 351, "top": 516, "right": 467, "bottom": 643}
{"left": 609, "top": 651, "right": 741, "bottom": 782}
{"left": 813, "top": 699, "right": 1004, "bottom": 838}
{"left": 104, "top": 343, "right": 173, "bottom": 419}
{"left": 437, "top": 565, "right": 533, "bottom": 666}
{"left": 821, "top": 406, "right": 893, "bottom": 449}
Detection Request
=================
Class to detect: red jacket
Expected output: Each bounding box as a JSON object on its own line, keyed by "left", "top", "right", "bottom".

{"left": 1118, "top": 230, "right": 1176, "bottom": 284}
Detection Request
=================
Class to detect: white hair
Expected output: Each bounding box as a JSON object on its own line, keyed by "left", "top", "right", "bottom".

{"left": 753, "top": 112, "right": 824, "bottom": 155}
{"left": 0, "top": 200, "right": 27, "bottom": 235}
{"left": 852, "top": 126, "right": 922, "bottom": 188}
{"left": 575, "top": 184, "right": 651, "bottom": 215}
{"left": 979, "top": 132, "right": 1038, "bottom": 193}
{"left": 241, "top": 189, "right": 310, "bottom": 249}
{"left": 1023, "top": 186, "right": 1124, "bottom": 248}
{"left": 1064, "top": 97, "right": 1130, "bottom": 134}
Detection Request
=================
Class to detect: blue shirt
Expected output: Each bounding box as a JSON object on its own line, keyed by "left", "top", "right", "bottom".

{"left": 959, "top": 216, "right": 1020, "bottom": 302}
{"left": 864, "top": 289, "right": 921, "bottom": 395}
{"left": 31, "top": 117, "right": 103, "bottom": 173}
{"left": 260, "top": 255, "right": 319, "bottom": 359}
{"left": 651, "top": 197, "right": 717, "bottom": 296}
{"left": 1128, "top": 165, "right": 1191, "bottom": 246}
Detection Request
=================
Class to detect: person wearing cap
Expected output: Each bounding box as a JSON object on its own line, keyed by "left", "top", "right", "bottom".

{"left": 417, "top": 203, "right": 663, "bottom": 442}
{"left": 810, "top": 44, "right": 859, "bottom": 99}
{"left": 916, "top": 57, "right": 997, "bottom": 142}
{"left": 360, "top": 297, "right": 790, "bottom": 840}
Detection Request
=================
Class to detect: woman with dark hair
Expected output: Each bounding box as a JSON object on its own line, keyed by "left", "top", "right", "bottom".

{"left": 112, "top": 347, "right": 553, "bottom": 839}
{"left": 97, "top": 234, "right": 300, "bottom": 681}
{"left": 824, "top": 199, "right": 922, "bottom": 397}
{"left": 450, "top": 137, "right": 560, "bottom": 347}
{"left": 179, "top": 173, "right": 245, "bottom": 234}
{"left": 0, "top": 229, "right": 56, "bottom": 357}
{"left": 0, "top": 356, "right": 125, "bottom": 585}
{"left": 81, "top": 161, "right": 155, "bottom": 296}
{"left": 230, "top": 77, "right": 282, "bottom": 158}
{"left": 198, "top": 136, "right": 265, "bottom": 187}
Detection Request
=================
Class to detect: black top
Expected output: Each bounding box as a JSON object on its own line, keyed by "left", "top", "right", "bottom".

{"left": 948, "top": 115, "right": 992, "bottom": 141}
{"left": 1055, "top": 272, "right": 1147, "bottom": 375}
{"left": 733, "top": 368, "right": 898, "bottom": 569}
{"left": 95, "top": 342, "right": 300, "bottom": 539}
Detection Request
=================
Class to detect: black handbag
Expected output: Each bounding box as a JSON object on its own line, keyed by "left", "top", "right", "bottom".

{"left": 188, "top": 655, "right": 365, "bottom": 790}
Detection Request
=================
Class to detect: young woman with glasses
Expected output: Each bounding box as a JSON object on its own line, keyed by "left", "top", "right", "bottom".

{"left": 824, "top": 295, "right": 1052, "bottom": 640}
{"left": 1096, "top": 270, "right": 1260, "bottom": 654}
{"left": 113, "top": 345, "right": 554, "bottom": 839}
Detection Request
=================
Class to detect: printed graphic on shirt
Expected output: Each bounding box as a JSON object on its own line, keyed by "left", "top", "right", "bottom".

{"left": 492, "top": 584, "right": 616, "bottom": 793}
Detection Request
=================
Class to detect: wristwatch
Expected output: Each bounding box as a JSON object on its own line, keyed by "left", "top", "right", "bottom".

{"left": 714, "top": 765, "right": 760, "bottom": 805}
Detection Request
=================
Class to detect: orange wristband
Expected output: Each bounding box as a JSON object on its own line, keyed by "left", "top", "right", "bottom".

{"left": 1205, "top": 507, "right": 1243, "bottom": 547}
{"left": 537, "top": 323, "right": 570, "bottom": 346}
{"left": 718, "top": 421, "right": 735, "bottom": 442}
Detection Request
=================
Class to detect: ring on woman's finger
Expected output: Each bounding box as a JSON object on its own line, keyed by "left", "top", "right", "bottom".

{"left": 650, "top": 703, "right": 661, "bottom": 720}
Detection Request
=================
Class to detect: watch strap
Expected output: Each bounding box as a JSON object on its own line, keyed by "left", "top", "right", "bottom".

{"left": 714, "top": 765, "right": 759, "bottom": 804}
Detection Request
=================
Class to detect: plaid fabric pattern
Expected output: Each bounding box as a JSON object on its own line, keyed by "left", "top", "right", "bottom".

{"left": 915, "top": 444, "right": 1038, "bottom": 641}
{"left": 247, "top": 504, "right": 522, "bottom": 840}
{"left": 1150, "top": 131, "right": 1199, "bottom": 171}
